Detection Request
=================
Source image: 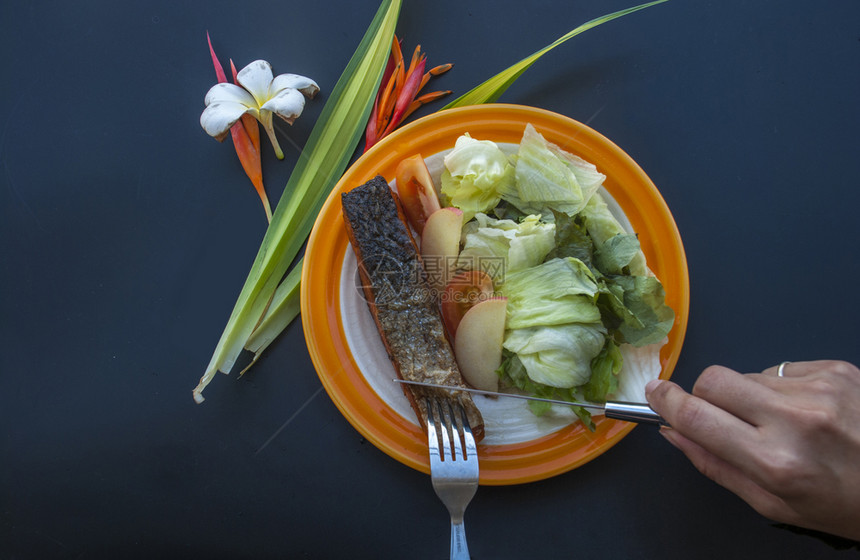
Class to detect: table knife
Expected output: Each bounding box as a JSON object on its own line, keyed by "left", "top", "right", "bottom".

{"left": 393, "top": 378, "right": 668, "bottom": 426}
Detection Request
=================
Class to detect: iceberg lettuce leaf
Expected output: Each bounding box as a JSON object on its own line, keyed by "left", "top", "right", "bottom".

{"left": 497, "top": 350, "right": 597, "bottom": 429}
{"left": 500, "top": 257, "right": 601, "bottom": 329}
{"left": 503, "top": 124, "right": 605, "bottom": 216}
{"left": 458, "top": 213, "right": 555, "bottom": 283}
{"left": 440, "top": 134, "right": 514, "bottom": 221}
{"left": 503, "top": 323, "right": 606, "bottom": 388}
{"left": 549, "top": 142, "right": 606, "bottom": 206}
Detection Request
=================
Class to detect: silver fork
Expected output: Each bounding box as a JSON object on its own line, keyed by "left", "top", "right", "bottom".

{"left": 426, "top": 397, "right": 480, "bottom": 560}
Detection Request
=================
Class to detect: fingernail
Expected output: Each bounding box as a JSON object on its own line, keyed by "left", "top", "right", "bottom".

{"left": 645, "top": 379, "right": 663, "bottom": 397}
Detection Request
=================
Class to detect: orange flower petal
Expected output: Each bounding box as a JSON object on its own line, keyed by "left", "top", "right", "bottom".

{"left": 414, "top": 90, "right": 452, "bottom": 104}
{"left": 429, "top": 63, "right": 453, "bottom": 76}
{"left": 363, "top": 36, "right": 454, "bottom": 152}
{"left": 382, "top": 58, "right": 426, "bottom": 137}
{"left": 376, "top": 59, "right": 401, "bottom": 133}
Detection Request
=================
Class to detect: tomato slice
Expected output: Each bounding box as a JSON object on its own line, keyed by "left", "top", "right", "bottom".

{"left": 395, "top": 154, "right": 442, "bottom": 234}
{"left": 440, "top": 270, "right": 495, "bottom": 338}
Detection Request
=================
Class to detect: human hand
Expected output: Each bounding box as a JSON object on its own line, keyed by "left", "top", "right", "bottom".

{"left": 645, "top": 360, "right": 860, "bottom": 541}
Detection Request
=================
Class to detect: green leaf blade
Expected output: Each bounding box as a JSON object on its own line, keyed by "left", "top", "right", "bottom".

{"left": 240, "top": 259, "right": 304, "bottom": 374}
{"left": 443, "top": 1, "right": 668, "bottom": 109}
{"left": 193, "top": 0, "right": 402, "bottom": 403}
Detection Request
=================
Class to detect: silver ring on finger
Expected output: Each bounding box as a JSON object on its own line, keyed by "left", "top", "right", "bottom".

{"left": 777, "top": 361, "right": 791, "bottom": 377}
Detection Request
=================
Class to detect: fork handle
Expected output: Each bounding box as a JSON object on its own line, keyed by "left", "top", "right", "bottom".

{"left": 450, "top": 519, "right": 470, "bottom": 560}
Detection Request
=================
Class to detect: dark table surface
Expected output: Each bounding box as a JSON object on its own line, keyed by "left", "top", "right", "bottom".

{"left": 2, "top": 1, "right": 859, "bottom": 558}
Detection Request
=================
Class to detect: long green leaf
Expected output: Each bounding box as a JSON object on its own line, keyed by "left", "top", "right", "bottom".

{"left": 193, "top": 0, "right": 402, "bottom": 403}
{"left": 443, "top": 1, "right": 668, "bottom": 109}
{"left": 240, "top": 257, "right": 303, "bottom": 374}
{"left": 202, "top": 0, "right": 669, "bottom": 395}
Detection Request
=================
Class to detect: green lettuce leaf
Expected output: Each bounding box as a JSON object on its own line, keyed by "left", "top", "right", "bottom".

{"left": 497, "top": 350, "right": 596, "bottom": 429}
{"left": 596, "top": 281, "right": 631, "bottom": 332}
{"left": 580, "top": 191, "right": 647, "bottom": 276}
{"left": 502, "top": 124, "right": 604, "bottom": 216}
{"left": 546, "top": 208, "right": 594, "bottom": 270}
{"left": 500, "top": 257, "right": 601, "bottom": 329}
{"left": 440, "top": 134, "right": 515, "bottom": 221}
{"left": 581, "top": 338, "right": 623, "bottom": 402}
{"left": 497, "top": 350, "right": 550, "bottom": 414}
{"left": 610, "top": 275, "right": 675, "bottom": 347}
{"left": 503, "top": 322, "right": 606, "bottom": 388}
{"left": 457, "top": 213, "right": 555, "bottom": 284}
{"left": 594, "top": 233, "right": 643, "bottom": 276}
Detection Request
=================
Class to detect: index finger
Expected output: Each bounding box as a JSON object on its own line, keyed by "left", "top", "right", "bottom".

{"left": 645, "top": 379, "right": 761, "bottom": 470}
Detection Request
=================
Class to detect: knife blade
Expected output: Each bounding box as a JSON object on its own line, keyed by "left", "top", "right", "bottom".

{"left": 393, "top": 378, "right": 668, "bottom": 426}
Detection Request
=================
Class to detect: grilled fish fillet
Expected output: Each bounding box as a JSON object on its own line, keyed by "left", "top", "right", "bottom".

{"left": 341, "top": 176, "right": 485, "bottom": 442}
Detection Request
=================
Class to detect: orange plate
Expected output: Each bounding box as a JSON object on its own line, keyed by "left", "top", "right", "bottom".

{"left": 301, "top": 104, "right": 689, "bottom": 485}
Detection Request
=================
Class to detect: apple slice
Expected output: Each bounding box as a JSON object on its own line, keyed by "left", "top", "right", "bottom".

{"left": 440, "top": 270, "right": 495, "bottom": 337}
{"left": 454, "top": 298, "right": 507, "bottom": 392}
{"left": 420, "top": 207, "right": 463, "bottom": 294}
{"left": 395, "top": 154, "right": 442, "bottom": 234}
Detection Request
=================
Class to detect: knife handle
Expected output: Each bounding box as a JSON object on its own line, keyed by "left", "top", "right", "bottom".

{"left": 604, "top": 401, "right": 669, "bottom": 426}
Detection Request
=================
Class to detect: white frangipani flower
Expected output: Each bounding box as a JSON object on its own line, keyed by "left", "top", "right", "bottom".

{"left": 200, "top": 59, "right": 319, "bottom": 159}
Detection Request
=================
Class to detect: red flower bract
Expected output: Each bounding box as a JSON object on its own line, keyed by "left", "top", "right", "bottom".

{"left": 207, "top": 32, "right": 272, "bottom": 222}
{"left": 363, "top": 36, "right": 452, "bottom": 152}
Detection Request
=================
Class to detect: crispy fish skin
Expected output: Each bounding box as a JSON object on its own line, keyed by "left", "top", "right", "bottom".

{"left": 341, "top": 176, "right": 485, "bottom": 442}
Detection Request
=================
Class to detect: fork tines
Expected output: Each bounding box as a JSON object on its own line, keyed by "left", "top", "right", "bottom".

{"left": 425, "top": 397, "right": 476, "bottom": 462}
{"left": 425, "top": 396, "right": 479, "bottom": 559}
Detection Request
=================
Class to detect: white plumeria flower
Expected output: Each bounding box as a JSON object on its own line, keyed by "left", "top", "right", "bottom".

{"left": 200, "top": 59, "right": 319, "bottom": 159}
